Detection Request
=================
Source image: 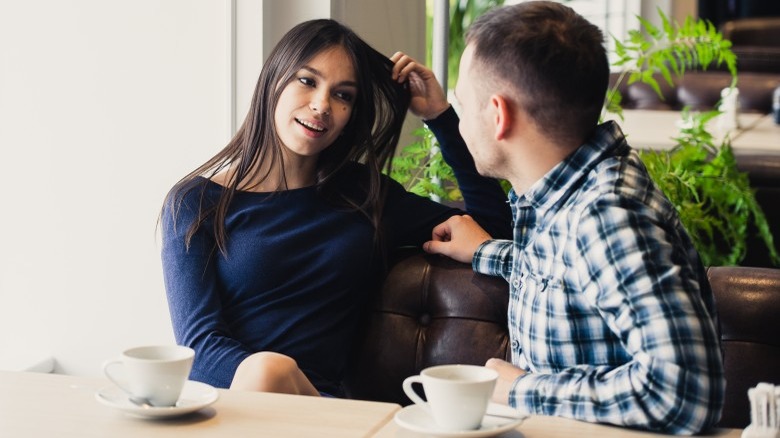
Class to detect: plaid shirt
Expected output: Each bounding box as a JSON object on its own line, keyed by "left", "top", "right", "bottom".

{"left": 473, "top": 121, "right": 725, "bottom": 435}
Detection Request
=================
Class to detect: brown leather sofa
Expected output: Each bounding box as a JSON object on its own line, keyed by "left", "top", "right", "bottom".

{"left": 609, "top": 71, "right": 780, "bottom": 113}
{"left": 736, "top": 153, "right": 780, "bottom": 268}
{"left": 721, "top": 17, "right": 780, "bottom": 74}
{"left": 344, "top": 249, "right": 780, "bottom": 430}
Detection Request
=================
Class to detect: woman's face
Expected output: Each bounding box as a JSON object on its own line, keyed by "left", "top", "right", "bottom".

{"left": 274, "top": 45, "right": 358, "bottom": 162}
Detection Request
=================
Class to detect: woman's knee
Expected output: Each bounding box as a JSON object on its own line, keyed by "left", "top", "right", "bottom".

{"left": 241, "top": 352, "right": 298, "bottom": 375}
{"left": 230, "top": 352, "right": 303, "bottom": 392}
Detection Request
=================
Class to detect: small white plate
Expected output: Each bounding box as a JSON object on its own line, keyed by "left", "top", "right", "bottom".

{"left": 394, "top": 403, "right": 525, "bottom": 437}
{"left": 95, "top": 380, "right": 219, "bottom": 419}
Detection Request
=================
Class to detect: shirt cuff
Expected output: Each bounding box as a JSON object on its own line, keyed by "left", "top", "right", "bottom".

{"left": 508, "top": 372, "right": 544, "bottom": 415}
{"left": 472, "top": 239, "right": 513, "bottom": 279}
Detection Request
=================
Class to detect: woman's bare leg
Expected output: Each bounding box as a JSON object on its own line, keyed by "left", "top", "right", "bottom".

{"left": 230, "top": 351, "right": 320, "bottom": 396}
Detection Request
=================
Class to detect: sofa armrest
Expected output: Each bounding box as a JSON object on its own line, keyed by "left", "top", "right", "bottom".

{"left": 707, "top": 266, "right": 780, "bottom": 428}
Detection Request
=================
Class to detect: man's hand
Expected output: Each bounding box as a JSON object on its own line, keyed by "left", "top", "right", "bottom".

{"left": 485, "top": 358, "right": 527, "bottom": 404}
{"left": 390, "top": 51, "right": 450, "bottom": 121}
{"left": 423, "top": 215, "right": 492, "bottom": 263}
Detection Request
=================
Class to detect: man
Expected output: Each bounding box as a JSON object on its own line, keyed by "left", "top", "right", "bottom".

{"left": 421, "top": 2, "right": 725, "bottom": 435}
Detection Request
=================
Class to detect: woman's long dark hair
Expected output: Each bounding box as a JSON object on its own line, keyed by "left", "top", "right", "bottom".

{"left": 163, "top": 19, "right": 410, "bottom": 255}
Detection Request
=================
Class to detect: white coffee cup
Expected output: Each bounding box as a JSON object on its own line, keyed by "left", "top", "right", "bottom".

{"left": 102, "top": 345, "right": 194, "bottom": 407}
{"left": 402, "top": 364, "right": 498, "bottom": 431}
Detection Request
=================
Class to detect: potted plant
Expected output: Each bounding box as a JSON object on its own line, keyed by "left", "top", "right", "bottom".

{"left": 390, "top": 126, "right": 462, "bottom": 201}
{"left": 606, "top": 11, "right": 778, "bottom": 266}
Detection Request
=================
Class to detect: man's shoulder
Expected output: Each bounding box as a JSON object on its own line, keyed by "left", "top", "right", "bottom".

{"left": 586, "top": 151, "right": 664, "bottom": 201}
{"left": 555, "top": 154, "right": 675, "bottom": 232}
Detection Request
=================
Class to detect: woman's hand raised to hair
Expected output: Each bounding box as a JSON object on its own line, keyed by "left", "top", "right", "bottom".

{"left": 390, "top": 52, "right": 450, "bottom": 121}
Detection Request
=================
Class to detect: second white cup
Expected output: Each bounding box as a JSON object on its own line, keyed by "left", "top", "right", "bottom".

{"left": 103, "top": 345, "right": 194, "bottom": 407}
{"left": 402, "top": 364, "right": 498, "bottom": 431}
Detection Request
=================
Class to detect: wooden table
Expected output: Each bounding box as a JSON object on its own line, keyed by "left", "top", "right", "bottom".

{"left": 606, "top": 109, "right": 774, "bottom": 152}
{"left": 0, "top": 370, "right": 745, "bottom": 437}
{"left": 0, "top": 371, "right": 400, "bottom": 437}
{"left": 731, "top": 113, "right": 780, "bottom": 152}
{"left": 373, "top": 409, "right": 742, "bottom": 438}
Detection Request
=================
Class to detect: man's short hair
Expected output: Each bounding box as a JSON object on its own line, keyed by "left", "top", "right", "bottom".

{"left": 466, "top": 1, "right": 609, "bottom": 146}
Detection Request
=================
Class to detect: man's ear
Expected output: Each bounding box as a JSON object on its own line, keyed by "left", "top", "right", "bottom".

{"left": 490, "top": 94, "right": 512, "bottom": 141}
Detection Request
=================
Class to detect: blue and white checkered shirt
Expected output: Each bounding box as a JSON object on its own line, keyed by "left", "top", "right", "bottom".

{"left": 473, "top": 121, "right": 725, "bottom": 435}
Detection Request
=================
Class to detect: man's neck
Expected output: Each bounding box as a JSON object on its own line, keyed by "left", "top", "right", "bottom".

{"left": 505, "top": 133, "right": 579, "bottom": 195}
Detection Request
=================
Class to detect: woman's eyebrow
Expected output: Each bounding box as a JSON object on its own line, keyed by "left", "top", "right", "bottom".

{"left": 300, "top": 66, "right": 357, "bottom": 88}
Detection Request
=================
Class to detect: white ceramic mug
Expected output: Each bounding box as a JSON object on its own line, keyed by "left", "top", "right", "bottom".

{"left": 102, "top": 345, "right": 194, "bottom": 407}
{"left": 402, "top": 364, "right": 498, "bottom": 431}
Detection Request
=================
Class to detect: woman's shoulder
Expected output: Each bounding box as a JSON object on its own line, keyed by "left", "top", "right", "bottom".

{"left": 165, "top": 176, "right": 221, "bottom": 212}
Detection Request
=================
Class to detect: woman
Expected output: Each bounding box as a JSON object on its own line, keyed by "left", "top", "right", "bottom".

{"left": 161, "top": 19, "right": 510, "bottom": 397}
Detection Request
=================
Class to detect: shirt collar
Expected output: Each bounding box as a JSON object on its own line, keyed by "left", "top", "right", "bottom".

{"left": 511, "top": 121, "right": 629, "bottom": 212}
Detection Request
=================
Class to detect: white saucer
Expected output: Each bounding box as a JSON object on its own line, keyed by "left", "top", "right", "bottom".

{"left": 394, "top": 403, "right": 525, "bottom": 437}
{"left": 95, "top": 380, "right": 219, "bottom": 419}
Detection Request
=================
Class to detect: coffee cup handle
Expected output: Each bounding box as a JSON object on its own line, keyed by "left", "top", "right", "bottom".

{"left": 402, "top": 375, "right": 431, "bottom": 412}
{"left": 102, "top": 359, "right": 131, "bottom": 394}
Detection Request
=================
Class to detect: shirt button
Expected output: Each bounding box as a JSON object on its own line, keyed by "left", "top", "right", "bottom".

{"left": 512, "top": 279, "right": 521, "bottom": 289}
{"left": 511, "top": 340, "right": 520, "bottom": 350}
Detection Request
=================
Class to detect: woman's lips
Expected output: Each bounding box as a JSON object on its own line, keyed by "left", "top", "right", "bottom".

{"left": 295, "top": 119, "right": 328, "bottom": 133}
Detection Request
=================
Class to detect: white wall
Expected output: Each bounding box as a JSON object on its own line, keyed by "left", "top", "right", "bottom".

{"left": 0, "top": 0, "right": 424, "bottom": 376}
{"left": 0, "top": 0, "right": 229, "bottom": 375}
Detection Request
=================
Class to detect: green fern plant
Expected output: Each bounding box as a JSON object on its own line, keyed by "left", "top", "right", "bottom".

{"left": 390, "top": 127, "right": 461, "bottom": 201}
{"left": 605, "top": 10, "right": 777, "bottom": 266}
{"left": 637, "top": 110, "right": 779, "bottom": 266}
{"left": 605, "top": 11, "right": 737, "bottom": 121}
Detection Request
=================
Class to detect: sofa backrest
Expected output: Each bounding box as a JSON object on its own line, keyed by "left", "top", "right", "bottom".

{"left": 721, "top": 18, "right": 780, "bottom": 73}
{"left": 608, "top": 71, "right": 780, "bottom": 113}
{"left": 344, "top": 249, "right": 780, "bottom": 430}
{"left": 722, "top": 17, "right": 780, "bottom": 47}
{"left": 343, "top": 248, "right": 509, "bottom": 405}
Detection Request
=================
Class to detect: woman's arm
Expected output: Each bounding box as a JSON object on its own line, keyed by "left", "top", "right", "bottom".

{"left": 390, "top": 52, "right": 512, "bottom": 240}
{"left": 426, "top": 108, "right": 512, "bottom": 238}
{"left": 160, "top": 185, "right": 252, "bottom": 388}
